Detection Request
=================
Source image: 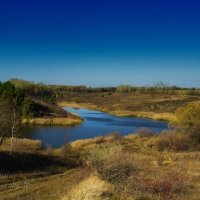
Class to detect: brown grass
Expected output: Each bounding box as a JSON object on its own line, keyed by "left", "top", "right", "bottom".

{"left": 57, "top": 92, "right": 200, "bottom": 122}
{"left": 136, "top": 167, "right": 188, "bottom": 200}
{"left": 71, "top": 133, "right": 121, "bottom": 150}
{"left": 0, "top": 137, "right": 42, "bottom": 152}
{"left": 57, "top": 101, "right": 98, "bottom": 110}
{"left": 62, "top": 175, "right": 112, "bottom": 200}
{"left": 109, "top": 110, "right": 176, "bottom": 122}
{"left": 1, "top": 133, "right": 200, "bottom": 200}
{"left": 22, "top": 117, "right": 83, "bottom": 126}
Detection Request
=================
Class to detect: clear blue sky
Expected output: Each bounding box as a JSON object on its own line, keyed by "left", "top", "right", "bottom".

{"left": 0, "top": 0, "right": 200, "bottom": 87}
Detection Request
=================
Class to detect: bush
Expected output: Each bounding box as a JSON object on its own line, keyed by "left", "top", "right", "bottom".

{"left": 105, "top": 132, "right": 122, "bottom": 141}
{"left": 60, "top": 142, "right": 72, "bottom": 158}
{"left": 173, "top": 102, "right": 200, "bottom": 146}
{"left": 137, "top": 168, "right": 188, "bottom": 200}
{"left": 155, "top": 131, "right": 189, "bottom": 152}
{"left": 138, "top": 128, "right": 156, "bottom": 138}
{"left": 72, "top": 97, "right": 82, "bottom": 103}
{"left": 88, "top": 146, "right": 137, "bottom": 188}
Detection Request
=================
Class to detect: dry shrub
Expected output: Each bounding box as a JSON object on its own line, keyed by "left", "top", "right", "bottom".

{"left": 97, "top": 152, "right": 136, "bottom": 185}
{"left": 137, "top": 128, "right": 156, "bottom": 138}
{"left": 72, "top": 97, "right": 83, "bottom": 103}
{"left": 137, "top": 168, "right": 188, "bottom": 200}
{"left": 46, "top": 145, "right": 54, "bottom": 155}
{"left": 105, "top": 132, "right": 122, "bottom": 141}
{"left": 88, "top": 146, "right": 137, "bottom": 190}
{"left": 155, "top": 131, "right": 189, "bottom": 152}
{"left": 174, "top": 102, "right": 200, "bottom": 144}
{"left": 157, "top": 153, "right": 167, "bottom": 166}
{"left": 60, "top": 142, "right": 72, "bottom": 158}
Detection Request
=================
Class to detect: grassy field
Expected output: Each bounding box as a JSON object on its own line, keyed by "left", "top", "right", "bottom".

{"left": 1, "top": 133, "right": 200, "bottom": 200}
{"left": 57, "top": 92, "right": 200, "bottom": 121}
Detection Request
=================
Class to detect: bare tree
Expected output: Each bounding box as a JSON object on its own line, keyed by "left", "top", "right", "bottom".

{"left": 0, "top": 101, "right": 20, "bottom": 154}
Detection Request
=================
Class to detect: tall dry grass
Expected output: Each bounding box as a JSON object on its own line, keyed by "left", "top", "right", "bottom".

{"left": 71, "top": 133, "right": 121, "bottom": 150}
{"left": 22, "top": 117, "right": 83, "bottom": 126}
{"left": 1, "top": 137, "right": 42, "bottom": 152}
{"left": 110, "top": 110, "right": 176, "bottom": 122}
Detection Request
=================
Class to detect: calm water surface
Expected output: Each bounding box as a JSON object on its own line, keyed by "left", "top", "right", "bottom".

{"left": 22, "top": 107, "right": 169, "bottom": 148}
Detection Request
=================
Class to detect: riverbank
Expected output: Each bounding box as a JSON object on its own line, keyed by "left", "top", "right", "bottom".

{"left": 108, "top": 110, "right": 176, "bottom": 121}
{"left": 58, "top": 101, "right": 176, "bottom": 122}
{"left": 20, "top": 99, "right": 83, "bottom": 126}
{"left": 58, "top": 101, "right": 98, "bottom": 110}
{"left": 22, "top": 116, "right": 83, "bottom": 126}
{"left": 57, "top": 92, "right": 200, "bottom": 123}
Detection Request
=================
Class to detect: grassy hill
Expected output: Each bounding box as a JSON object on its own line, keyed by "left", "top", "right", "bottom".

{"left": 21, "top": 99, "right": 83, "bottom": 126}
{"left": 58, "top": 92, "right": 200, "bottom": 121}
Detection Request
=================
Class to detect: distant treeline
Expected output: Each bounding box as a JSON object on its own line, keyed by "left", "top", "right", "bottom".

{"left": 115, "top": 85, "right": 200, "bottom": 95}
{"left": 10, "top": 79, "right": 200, "bottom": 97}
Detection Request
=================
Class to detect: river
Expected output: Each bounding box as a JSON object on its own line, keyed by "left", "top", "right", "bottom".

{"left": 21, "top": 107, "right": 169, "bottom": 148}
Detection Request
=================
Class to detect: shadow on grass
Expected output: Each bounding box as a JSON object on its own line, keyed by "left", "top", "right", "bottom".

{"left": 0, "top": 152, "right": 80, "bottom": 174}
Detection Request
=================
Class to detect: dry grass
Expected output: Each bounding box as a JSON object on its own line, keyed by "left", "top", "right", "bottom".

{"left": 62, "top": 175, "right": 113, "bottom": 200}
{"left": 82, "top": 137, "right": 191, "bottom": 200}
{"left": 58, "top": 101, "right": 177, "bottom": 122}
{"left": 104, "top": 110, "right": 176, "bottom": 122}
{"left": 1, "top": 133, "right": 200, "bottom": 200}
{"left": 71, "top": 133, "right": 121, "bottom": 150}
{"left": 22, "top": 117, "right": 83, "bottom": 126}
{"left": 71, "top": 136, "right": 105, "bottom": 150}
{"left": 0, "top": 169, "right": 78, "bottom": 200}
{"left": 57, "top": 92, "right": 200, "bottom": 122}
{"left": 57, "top": 101, "right": 97, "bottom": 110}
{"left": 155, "top": 131, "right": 190, "bottom": 152}
{"left": 0, "top": 137, "right": 42, "bottom": 152}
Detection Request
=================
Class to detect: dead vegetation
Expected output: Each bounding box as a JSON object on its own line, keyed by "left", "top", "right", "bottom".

{"left": 0, "top": 133, "right": 200, "bottom": 200}
{"left": 57, "top": 92, "right": 200, "bottom": 122}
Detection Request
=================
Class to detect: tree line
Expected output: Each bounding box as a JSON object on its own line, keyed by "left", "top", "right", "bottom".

{"left": 10, "top": 79, "right": 200, "bottom": 96}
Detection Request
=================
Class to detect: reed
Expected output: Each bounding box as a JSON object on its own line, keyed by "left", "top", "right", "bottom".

{"left": 22, "top": 117, "right": 83, "bottom": 126}
{"left": 1, "top": 137, "right": 42, "bottom": 152}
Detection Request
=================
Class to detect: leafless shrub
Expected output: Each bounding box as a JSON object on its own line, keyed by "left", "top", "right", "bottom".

{"left": 88, "top": 147, "right": 137, "bottom": 192}
{"left": 105, "top": 132, "right": 122, "bottom": 141}
{"left": 46, "top": 145, "right": 54, "bottom": 155}
{"left": 136, "top": 168, "right": 188, "bottom": 200}
{"left": 156, "top": 131, "right": 189, "bottom": 152}
{"left": 60, "top": 142, "right": 72, "bottom": 158}
{"left": 138, "top": 128, "right": 156, "bottom": 138}
{"left": 157, "top": 153, "right": 166, "bottom": 166}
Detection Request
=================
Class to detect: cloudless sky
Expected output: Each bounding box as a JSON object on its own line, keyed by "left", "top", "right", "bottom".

{"left": 0, "top": 0, "right": 200, "bottom": 87}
